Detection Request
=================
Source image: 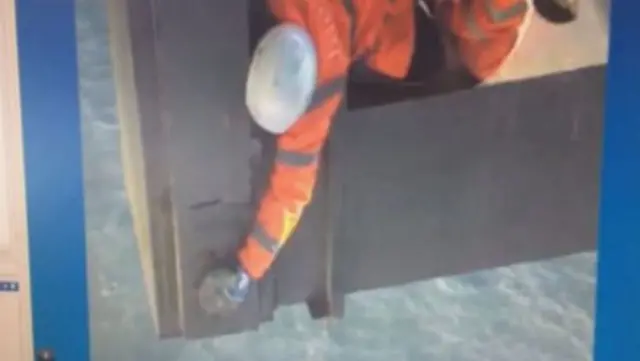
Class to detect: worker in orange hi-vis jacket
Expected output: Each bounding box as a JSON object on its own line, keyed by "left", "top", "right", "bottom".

{"left": 201, "top": 0, "right": 533, "bottom": 315}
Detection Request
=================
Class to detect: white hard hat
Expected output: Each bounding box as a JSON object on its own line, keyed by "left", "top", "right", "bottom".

{"left": 245, "top": 24, "right": 318, "bottom": 134}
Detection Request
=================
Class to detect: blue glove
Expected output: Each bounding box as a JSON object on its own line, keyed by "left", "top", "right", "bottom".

{"left": 224, "top": 267, "right": 251, "bottom": 304}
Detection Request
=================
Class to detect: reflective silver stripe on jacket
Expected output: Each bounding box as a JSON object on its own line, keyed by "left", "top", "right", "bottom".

{"left": 463, "top": 0, "right": 528, "bottom": 40}
{"left": 306, "top": 75, "right": 347, "bottom": 113}
{"left": 484, "top": 0, "right": 528, "bottom": 23}
{"left": 251, "top": 223, "right": 281, "bottom": 254}
{"left": 276, "top": 149, "right": 318, "bottom": 167}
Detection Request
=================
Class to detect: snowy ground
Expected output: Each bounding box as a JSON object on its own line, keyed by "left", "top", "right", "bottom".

{"left": 76, "top": 1, "right": 596, "bottom": 360}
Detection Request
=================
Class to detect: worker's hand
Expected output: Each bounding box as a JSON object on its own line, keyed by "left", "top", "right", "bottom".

{"left": 225, "top": 267, "right": 252, "bottom": 303}
{"left": 198, "top": 267, "right": 251, "bottom": 316}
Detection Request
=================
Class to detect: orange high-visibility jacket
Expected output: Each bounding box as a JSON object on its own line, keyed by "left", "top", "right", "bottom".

{"left": 238, "top": 0, "right": 529, "bottom": 280}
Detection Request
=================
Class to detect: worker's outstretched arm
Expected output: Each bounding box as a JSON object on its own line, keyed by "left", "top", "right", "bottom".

{"left": 237, "top": 0, "right": 351, "bottom": 281}
{"left": 238, "top": 93, "right": 343, "bottom": 280}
